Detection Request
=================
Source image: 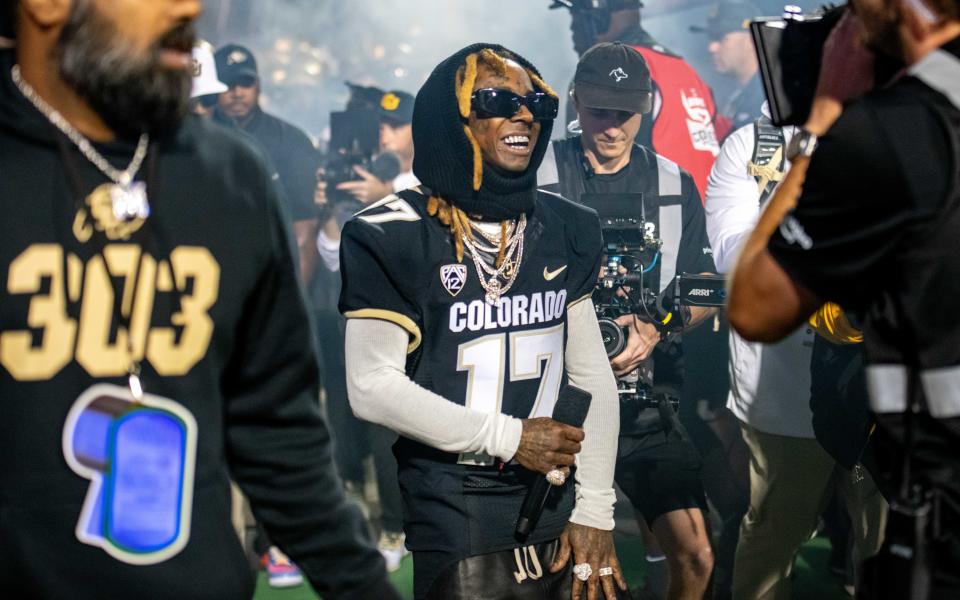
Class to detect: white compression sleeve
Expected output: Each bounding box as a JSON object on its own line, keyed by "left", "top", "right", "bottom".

{"left": 344, "top": 318, "right": 523, "bottom": 461}
{"left": 565, "top": 299, "right": 620, "bottom": 531}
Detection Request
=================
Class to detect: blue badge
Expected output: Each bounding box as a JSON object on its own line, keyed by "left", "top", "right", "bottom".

{"left": 63, "top": 384, "right": 198, "bottom": 565}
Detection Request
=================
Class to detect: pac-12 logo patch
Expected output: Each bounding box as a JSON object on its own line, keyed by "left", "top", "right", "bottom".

{"left": 440, "top": 264, "right": 467, "bottom": 297}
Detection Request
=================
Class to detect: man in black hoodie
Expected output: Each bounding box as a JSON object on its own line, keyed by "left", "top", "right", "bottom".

{"left": 0, "top": 1, "right": 396, "bottom": 599}
{"left": 339, "top": 44, "right": 625, "bottom": 599}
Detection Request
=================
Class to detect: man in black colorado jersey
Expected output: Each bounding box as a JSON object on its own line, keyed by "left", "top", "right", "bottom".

{"left": 339, "top": 43, "right": 625, "bottom": 600}
{"left": 0, "top": 1, "right": 394, "bottom": 598}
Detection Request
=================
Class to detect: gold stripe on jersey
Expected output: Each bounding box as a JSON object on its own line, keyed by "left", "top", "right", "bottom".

{"left": 567, "top": 293, "right": 593, "bottom": 309}
{"left": 344, "top": 309, "right": 423, "bottom": 353}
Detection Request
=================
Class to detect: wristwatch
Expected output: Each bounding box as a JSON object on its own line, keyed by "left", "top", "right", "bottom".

{"left": 786, "top": 128, "right": 819, "bottom": 160}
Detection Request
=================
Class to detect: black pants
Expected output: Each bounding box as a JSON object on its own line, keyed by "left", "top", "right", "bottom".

{"left": 315, "top": 309, "right": 369, "bottom": 484}
{"left": 424, "top": 539, "right": 633, "bottom": 600}
{"left": 370, "top": 424, "right": 404, "bottom": 533}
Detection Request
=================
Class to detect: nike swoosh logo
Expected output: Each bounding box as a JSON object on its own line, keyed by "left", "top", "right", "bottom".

{"left": 543, "top": 265, "right": 567, "bottom": 281}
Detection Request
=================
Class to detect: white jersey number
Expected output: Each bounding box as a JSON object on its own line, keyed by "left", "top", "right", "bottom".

{"left": 456, "top": 324, "right": 565, "bottom": 465}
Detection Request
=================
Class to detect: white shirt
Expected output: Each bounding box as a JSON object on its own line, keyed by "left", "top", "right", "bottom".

{"left": 317, "top": 171, "right": 421, "bottom": 273}
{"left": 705, "top": 109, "right": 817, "bottom": 438}
{"left": 392, "top": 170, "right": 420, "bottom": 193}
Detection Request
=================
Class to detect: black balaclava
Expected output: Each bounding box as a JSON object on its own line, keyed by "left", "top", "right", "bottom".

{"left": 412, "top": 43, "right": 555, "bottom": 221}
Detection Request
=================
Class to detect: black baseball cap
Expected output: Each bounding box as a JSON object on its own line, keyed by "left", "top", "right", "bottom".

{"left": 378, "top": 90, "right": 415, "bottom": 125}
{"left": 690, "top": 2, "right": 760, "bottom": 41}
{"left": 573, "top": 42, "right": 652, "bottom": 114}
{"left": 214, "top": 44, "right": 259, "bottom": 86}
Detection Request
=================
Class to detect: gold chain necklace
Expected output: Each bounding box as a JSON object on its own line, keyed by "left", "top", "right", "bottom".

{"left": 460, "top": 214, "right": 526, "bottom": 305}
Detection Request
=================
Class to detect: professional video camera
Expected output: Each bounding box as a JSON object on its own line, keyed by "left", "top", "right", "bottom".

{"left": 589, "top": 193, "right": 726, "bottom": 358}
{"left": 750, "top": 5, "right": 846, "bottom": 126}
{"left": 751, "top": 4, "right": 903, "bottom": 126}
{"left": 589, "top": 193, "right": 726, "bottom": 409}
{"left": 324, "top": 82, "right": 400, "bottom": 209}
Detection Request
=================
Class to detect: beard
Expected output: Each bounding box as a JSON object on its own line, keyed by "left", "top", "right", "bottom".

{"left": 56, "top": 0, "right": 195, "bottom": 138}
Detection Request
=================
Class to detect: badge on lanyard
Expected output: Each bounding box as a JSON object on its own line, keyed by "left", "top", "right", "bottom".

{"left": 62, "top": 384, "right": 198, "bottom": 565}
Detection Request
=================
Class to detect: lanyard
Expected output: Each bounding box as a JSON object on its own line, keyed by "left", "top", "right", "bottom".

{"left": 52, "top": 129, "right": 179, "bottom": 400}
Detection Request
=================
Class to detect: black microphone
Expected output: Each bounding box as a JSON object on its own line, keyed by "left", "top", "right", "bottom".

{"left": 515, "top": 385, "right": 593, "bottom": 542}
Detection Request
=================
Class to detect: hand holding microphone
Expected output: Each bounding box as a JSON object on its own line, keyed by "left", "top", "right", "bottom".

{"left": 515, "top": 386, "right": 593, "bottom": 541}
{"left": 514, "top": 416, "right": 585, "bottom": 479}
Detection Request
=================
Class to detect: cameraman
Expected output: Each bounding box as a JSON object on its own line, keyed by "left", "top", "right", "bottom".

{"left": 330, "top": 90, "right": 419, "bottom": 204}
{"left": 729, "top": 2, "right": 960, "bottom": 595}
{"left": 539, "top": 43, "right": 718, "bottom": 600}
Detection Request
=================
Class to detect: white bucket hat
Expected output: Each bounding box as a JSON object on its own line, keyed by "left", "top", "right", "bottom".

{"left": 191, "top": 40, "right": 228, "bottom": 99}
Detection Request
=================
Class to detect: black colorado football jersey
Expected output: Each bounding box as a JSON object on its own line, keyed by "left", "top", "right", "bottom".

{"left": 339, "top": 187, "right": 603, "bottom": 588}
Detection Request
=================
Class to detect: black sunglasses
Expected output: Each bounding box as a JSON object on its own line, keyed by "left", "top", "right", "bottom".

{"left": 228, "top": 74, "right": 258, "bottom": 89}
{"left": 197, "top": 94, "right": 219, "bottom": 109}
{"left": 470, "top": 88, "right": 559, "bottom": 121}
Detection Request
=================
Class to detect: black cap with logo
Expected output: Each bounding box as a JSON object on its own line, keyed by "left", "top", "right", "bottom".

{"left": 573, "top": 42, "right": 652, "bottom": 114}
{"left": 377, "top": 90, "right": 415, "bottom": 125}
{"left": 689, "top": 2, "right": 760, "bottom": 41}
{"left": 214, "top": 44, "right": 259, "bottom": 87}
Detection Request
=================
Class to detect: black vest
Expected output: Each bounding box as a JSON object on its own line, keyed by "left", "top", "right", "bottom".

{"left": 866, "top": 49, "right": 960, "bottom": 419}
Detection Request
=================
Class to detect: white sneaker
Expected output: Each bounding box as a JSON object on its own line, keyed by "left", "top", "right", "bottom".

{"left": 377, "top": 531, "right": 410, "bottom": 573}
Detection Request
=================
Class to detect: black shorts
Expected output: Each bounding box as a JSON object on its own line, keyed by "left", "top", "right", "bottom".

{"left": 424, "top": 539, "right": 632, "bottom": 600}
{"left": 615, "top": 405, "right": 707, "bottom": 527}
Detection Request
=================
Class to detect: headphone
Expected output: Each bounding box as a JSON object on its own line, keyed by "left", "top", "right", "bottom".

{"left": 550, "top": 0, "right": 643, "bottom": 47}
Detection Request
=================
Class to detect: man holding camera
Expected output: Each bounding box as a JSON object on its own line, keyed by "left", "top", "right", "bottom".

{"left": 729, "top": 1, "right": 960, "bottom": 595}
{"left": 331, "top": 89, "right": 419, "bottom": 204}
{"left": 539, "top": 42, "right": 718, "bottom": 600}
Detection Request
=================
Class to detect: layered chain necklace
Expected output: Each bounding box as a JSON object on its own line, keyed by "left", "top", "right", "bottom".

{"left": 11, "top": 65, "right": 151, "bottom": 222}
{"left": 460, "top": 214, "right": 527, "bottom": 305}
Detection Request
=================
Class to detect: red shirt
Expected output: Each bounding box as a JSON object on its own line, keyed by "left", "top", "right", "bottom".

{"left": 633, "top": 44, "right": 721, "bottom": 201}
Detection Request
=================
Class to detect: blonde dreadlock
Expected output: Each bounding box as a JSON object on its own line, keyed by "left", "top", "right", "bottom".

{"left": 433, "top": 49, "right": 558, "bottom": 265}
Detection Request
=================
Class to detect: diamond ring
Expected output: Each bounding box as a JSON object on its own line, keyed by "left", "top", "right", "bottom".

{"left": 598, "top": 566, "right": 614, "bottom": 577}
{"left": 545, "top": 468, "right": 566, "bottom": 486}
{"left": 573, "top": 562, "right": 593, "bottom": 581}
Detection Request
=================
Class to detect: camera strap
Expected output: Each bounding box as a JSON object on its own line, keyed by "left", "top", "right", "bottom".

{"left": 747, "top": 115, "right": 786, "bottom": 204}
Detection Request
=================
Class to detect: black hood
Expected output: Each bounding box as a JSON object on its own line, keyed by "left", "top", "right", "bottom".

{"left": 412, "top": 43, "right": 555, "bottom": 221}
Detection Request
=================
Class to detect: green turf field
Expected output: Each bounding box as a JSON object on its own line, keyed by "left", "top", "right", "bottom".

{"left": 253, "top": 534, "right": 851, "bottom": 600}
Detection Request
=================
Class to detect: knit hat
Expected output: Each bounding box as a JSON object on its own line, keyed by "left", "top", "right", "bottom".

{"left": 412, "top": 43, "right": 556, "bottom": 221}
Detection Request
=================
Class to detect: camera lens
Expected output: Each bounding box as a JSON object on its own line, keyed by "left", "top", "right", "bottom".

{"left": 597, "top": 317, "right": 627, "bottom": 358}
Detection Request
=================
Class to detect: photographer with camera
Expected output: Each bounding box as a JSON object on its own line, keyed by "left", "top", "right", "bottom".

{"left": 328, "top": 90, "right": 419, "bottom": 204}
{"left": 312, "top": 87, "right": 420, "bottom": 572}
{"left": 539, "top": 43, "right": 718, "bottom": 600}
{"left": 729, "top": 0, "right": 960, "bottom": 596}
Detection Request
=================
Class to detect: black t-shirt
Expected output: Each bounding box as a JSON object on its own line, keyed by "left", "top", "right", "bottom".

{"left": 338, "top": 187, "right": 602, "bottom": 593}
{"left": 769, "top": 39, "right": 960, "bottom": 374}
{"left": 543, "top": 139, "right": 716, "bottom": 295}
{"left": 768, "top": 77, "right": 952, "bottom": 310}
{"left": 216, "top": 106, "right": 319, "bottom": 221}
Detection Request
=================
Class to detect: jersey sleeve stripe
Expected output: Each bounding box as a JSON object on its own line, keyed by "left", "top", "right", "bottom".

{"left": 567, "top": 293, "right": 593, "bottom": 309}
{"left": 343, "top": 309, "right": 422, "bottom": 354}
